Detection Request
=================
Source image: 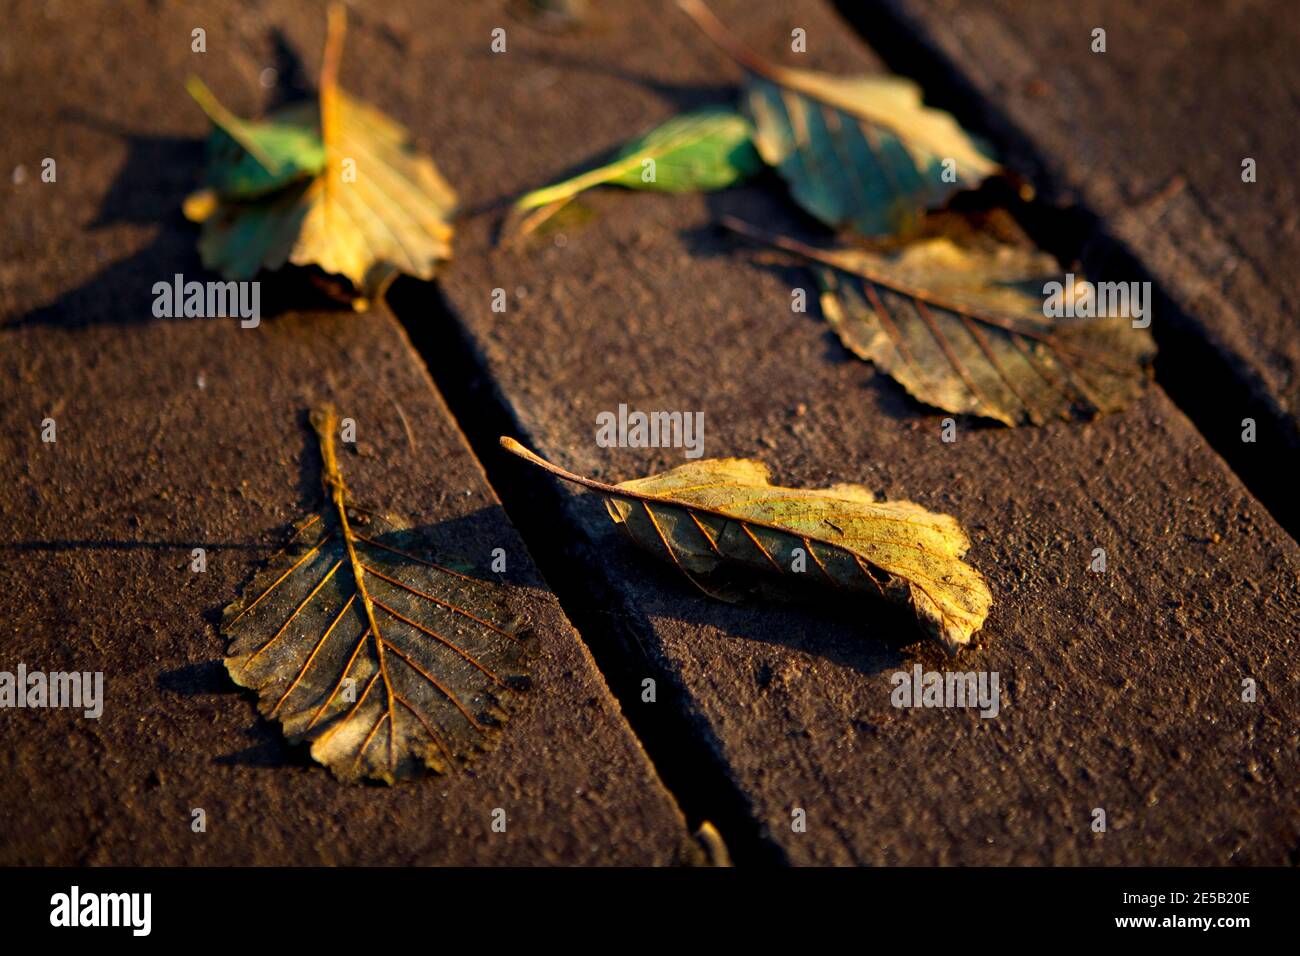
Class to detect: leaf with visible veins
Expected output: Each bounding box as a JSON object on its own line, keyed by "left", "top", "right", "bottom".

{"left": 184, "top": 4, "right": 456, "bottom": 306}
{"left": 678, "top": 0, "right": 1000, "bottom": 237}
{"left": 223, "top": 408, "right": 532, "bottom": 784}
{"left": 502, "top": 438, "right": 991, "bottom": 653}
{"left": 725, "top": 217, "right": 1156, "bottom": 426}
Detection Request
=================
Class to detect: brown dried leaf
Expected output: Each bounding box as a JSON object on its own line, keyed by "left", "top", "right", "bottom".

{"left": 223, "top": 409, "right": 532, "bottom": 784}
{"left": 502, "top": 438, "right": 991, "bottom": 653}
{"left": 726, "top": 218, "right": 1156, "bottom": 425}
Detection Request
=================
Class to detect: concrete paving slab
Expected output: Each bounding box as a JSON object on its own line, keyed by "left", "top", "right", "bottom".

{"left": 0, "top": 0, "right": 691, "bottom": 865}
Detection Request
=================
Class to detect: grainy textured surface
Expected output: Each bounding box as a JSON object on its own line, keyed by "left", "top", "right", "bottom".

{"left": 1, "top": 0, "right": 1298, "bottom": 868}
{"left": 417, "top": 0, "right": 1299, "bottom": 863}
{"left": 0, "top": 0, "right": 691, "bottom": 865}
{"left": 875, "top": 0, "right": 1300, "bottom": 455}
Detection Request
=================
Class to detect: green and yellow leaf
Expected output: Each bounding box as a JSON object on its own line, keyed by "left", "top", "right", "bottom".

{"left": 679, "top": 0, "right": 999, "bottom": 237}
{"left": 223, "top": 408, "right": 533, "bottom": 784}
{"left": 726, "top": 217, "right": 1156, "bottom": 426}
{"left": 508, "top": 107, "right": 763, "bottom": 241}
{"left": 186, "top": 75, "right": 327, "bottom": 200}
{"left": 184, "top": 5, "right": 456, "bottom": 304}
{"left": 502, "top": 438, "right": 991, "bottom": 653}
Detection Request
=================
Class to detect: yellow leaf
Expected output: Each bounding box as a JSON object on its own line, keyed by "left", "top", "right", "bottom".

{"left": 726, "top": 218, "right": 1156, "bottom": 426}
{"left": 186, "top": 5, "right": 456, "bottom": 303}
{"left": 502, "top": 438, "right": 991, "bottom": 653}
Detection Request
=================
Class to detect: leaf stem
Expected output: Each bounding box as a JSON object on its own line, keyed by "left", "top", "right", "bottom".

{"left": 310, "top": 405, "right": 348, "bottom": 502}
{"left": 515, "top": 162, "right": 624, "bottom": 211}
{"left": 500, "top": 436, "right": 626, "bottom": 496}
{"left": 311, "top": 404, "right": 394, "bottom": 759}
{"left": 722, "top": 217, "right": 1141, "bottom": 379}
{"left": 319, "top": 2, "right": 347, "bottom": 149}
{"left": 185, "top": 75, "right": 282, "bottom": 175}
{"left": 676, "top": 0, "right": 780, "bottom": 80}
{"left": 718, "top": 215, "right": 820, "bottom": 259}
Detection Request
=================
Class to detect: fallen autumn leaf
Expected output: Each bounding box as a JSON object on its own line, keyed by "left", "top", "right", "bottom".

{"left": 725, "top": 217, "right": 1156, "bottom": 425}
{"left": 501, "top": 437, "right": 991, "bottom": 653}
{"left": 507, "top": 106, "right": 763, "bottom": 242}
{"left": 184, "top": 4, "right": 456, "bottom": 306}
{"left": 223, "top": 407, "right": 533, "bottom": 784}
{"left": 679, "top": 0, "right": 1000, "bottom": 237}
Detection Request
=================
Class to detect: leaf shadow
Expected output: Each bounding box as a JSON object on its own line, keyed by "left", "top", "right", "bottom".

{"left": 265, "top": 28, "right": 316, "bottom": 109}
{"left": 184, "top": 501, "right": 533, "bottom": 774}
{"left": 398, "top": 509, "right": 538, "bottom": 589}
{"left": 157, "top": 659, "right": 232, "bottom": 696}
{"left": 6, "top": 107, "right": 347, "bottom": 332}
{"left": 674, "top": 582, "right": 918, "bottom": 678}
{"left": 680, "top": 186, "right": 1009, "bottom": 432}
{"left": 499, "top": 49, "right": 739, "bottom": 114}
{"left": 215, "top": 724, "right": 316, "bottom": 771}
{"left": 156, "top": 660, "right": 312, "bottom": 774}
{"left": 564, "top": 492, "right": 917, "bottom": 680}
{"left": 0, "top": 112, "right": 197, "bottom": 331}
{"left": 0, "top": 538, "right": 267, "bottom": 553}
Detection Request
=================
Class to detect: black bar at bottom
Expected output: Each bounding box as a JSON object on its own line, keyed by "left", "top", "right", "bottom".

{"left": 0, "top": 866, "right": 1287, "bottom": 941}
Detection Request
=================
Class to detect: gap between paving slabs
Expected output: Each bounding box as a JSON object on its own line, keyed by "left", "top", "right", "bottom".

{"left": 839, "top": 0, "right": 1300, "bottom": 540}
{"left": 389, "top": 278, "right": 787, "bottom": 865}
{"left": 398, "top": 0, "right": 1300, "bottom": 864}
{"left": 0, "top": 298, "right": 699, "bottom": 866}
